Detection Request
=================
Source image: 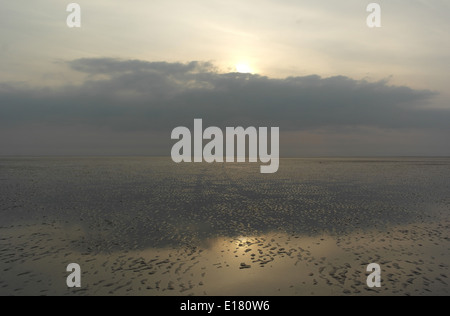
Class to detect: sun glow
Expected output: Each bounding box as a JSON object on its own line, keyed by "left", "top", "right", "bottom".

{"left": 235, "top": 63, "right": 253, "bottom": 74}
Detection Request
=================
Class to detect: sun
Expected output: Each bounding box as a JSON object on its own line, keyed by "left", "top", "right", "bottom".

{"left": 235, "top": 63, "right": 253, "bottom": 74}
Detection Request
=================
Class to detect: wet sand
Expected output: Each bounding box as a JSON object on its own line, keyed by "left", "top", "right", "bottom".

{"left": 0, "top": 157, "right": 449, "bottom": 295}
{"left": 1, "top": 220, "right": 448, "bottom": 296}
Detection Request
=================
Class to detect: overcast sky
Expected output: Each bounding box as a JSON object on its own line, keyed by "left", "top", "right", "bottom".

{"left": 0, "top": 0, "right": 449, "bottom": 156}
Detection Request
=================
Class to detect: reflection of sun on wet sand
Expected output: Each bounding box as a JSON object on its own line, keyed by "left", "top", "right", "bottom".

{"left": 0, "top": 157, "right": 449, "bottom": 295}
{"left": 1, "top": 220, "right": 448, "bottom": 296}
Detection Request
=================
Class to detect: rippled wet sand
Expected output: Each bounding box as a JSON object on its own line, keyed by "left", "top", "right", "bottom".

{"left": 0, "top": 157, "right": 449, "bottom": 295}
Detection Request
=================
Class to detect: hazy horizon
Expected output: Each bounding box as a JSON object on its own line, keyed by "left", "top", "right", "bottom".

{"left": 1, "top": 155, "right": 450, "bottom": 158}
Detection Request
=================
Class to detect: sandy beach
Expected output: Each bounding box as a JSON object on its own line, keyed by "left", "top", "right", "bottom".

{"left": 1, "top": 157, "right": 449, "bottom": 296}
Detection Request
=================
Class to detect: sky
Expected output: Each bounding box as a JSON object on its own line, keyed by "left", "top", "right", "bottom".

{"left": 0, "top": 0, "right": 449, "bottom": 156}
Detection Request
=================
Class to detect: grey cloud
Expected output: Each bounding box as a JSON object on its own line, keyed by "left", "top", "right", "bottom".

{"left": 0, "top": 58, "right": 444, "bottom": 135}
{"left": 69, "top": 59, "right": 216, "bottom": 76}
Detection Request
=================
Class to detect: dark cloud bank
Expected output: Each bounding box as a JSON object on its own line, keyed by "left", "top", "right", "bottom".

{"left": 0, "top": 58, "right": 448, "bottom": 156}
